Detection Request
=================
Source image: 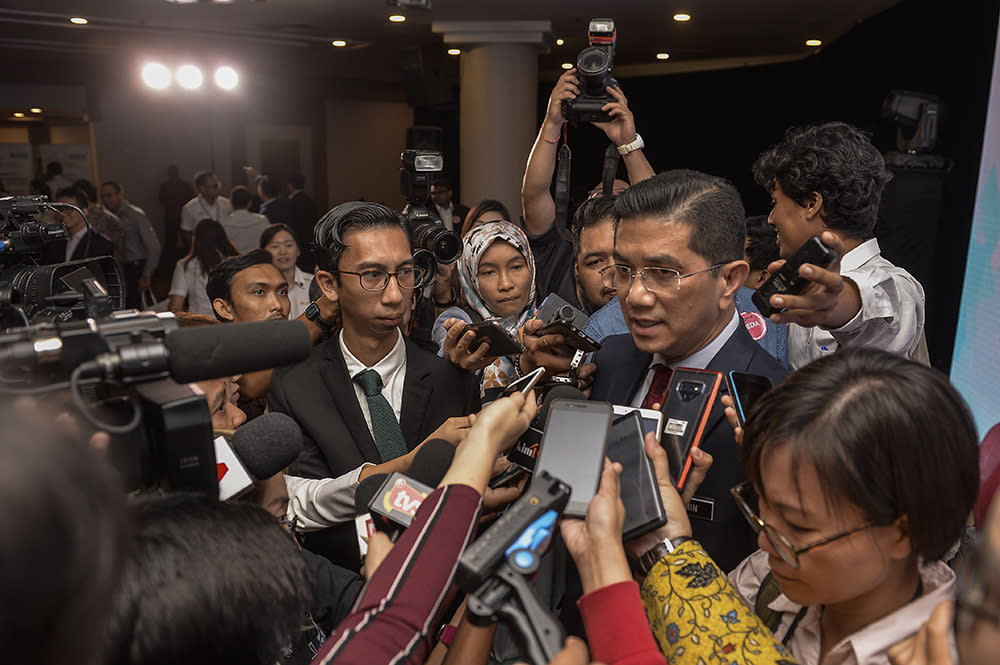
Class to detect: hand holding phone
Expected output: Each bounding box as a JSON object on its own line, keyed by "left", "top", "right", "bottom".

{"left": 724, "top": 371, "right": 774, "bottom": 428}
{"left": 465, "top": 320, "right": 526, "bottom": 356}
{"left": 752, "top": 235, "right": 838, "bottom": 317}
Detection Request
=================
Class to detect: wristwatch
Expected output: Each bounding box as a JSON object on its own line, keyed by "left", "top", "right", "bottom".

{"left": 635, "top": 535, "right": 692, "bottom": 579}
{"left": 617, "top": 133, "right": 645, "bottom": 156}
{"left": 304, "top": 301, "right": 337, "bottom": 334}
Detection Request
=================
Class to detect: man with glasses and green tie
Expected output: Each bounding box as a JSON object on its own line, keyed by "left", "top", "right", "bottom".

{"left": 268, "top": 201, "right": 480, "bottom": 567}
{"left": 586, "top": 169, "right": 788, "bottom": 573}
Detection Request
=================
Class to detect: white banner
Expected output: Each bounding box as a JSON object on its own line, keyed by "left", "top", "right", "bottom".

{"left": 39, "top": 144, "right": 93, "bottom": 184}
{"left": 0, "top": 143, "right": 33, "bottom": 195}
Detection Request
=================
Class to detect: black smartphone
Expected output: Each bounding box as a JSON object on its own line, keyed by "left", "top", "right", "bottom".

{"left": 534, "top": 319, "right": 602, "bottom": 353}
{"left": 464, "top": 320, "right": 526, "bottom": 356}
{"left": 533, "top": 399, "right": 613, "bottom": 516}
{"left": 607, "top": 412, "right": 667, "bottom": 540}
{"left": 536, "top": 293, "right": 590, "bottom": 331}
{"left": 660, "top": 368, "right": 722, "bottom": 491}
{"left": 724, "top": 371, "right": 774, "bottom": 428}
{"left": 752, "top": 235, "right": 838, "bottom": 317}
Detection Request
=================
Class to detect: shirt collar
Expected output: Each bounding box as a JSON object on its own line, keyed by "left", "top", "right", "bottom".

{"left": 840, "top": 238, "right": 880, "bottom": 273}
{"left": 652, "top": 309, "right": 741, "bottom": 370}
{"left": 340, "top": 328, "right": 406, "bottom": 379}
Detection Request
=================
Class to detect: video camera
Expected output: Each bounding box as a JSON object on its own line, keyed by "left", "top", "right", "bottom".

{"left": 0, "top": 195, "right": 124, "bottom": 328}
{"left": 562, "top": 18, "right": 618, "bottom": 123}
{"left": 400, "top": 150, "right": 463, "bottom": 285}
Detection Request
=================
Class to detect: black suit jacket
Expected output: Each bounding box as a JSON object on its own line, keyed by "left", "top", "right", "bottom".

{"left": 38, "top": 230, "right": 115, "bottom": 265}
{"left": 591, "top": 320, "right": 789, "bottom": 572}
{"left": 269, "top": 334, "right": 481, "bottom": 480}
{"left": 288, "top": 190, "right": 318, "bottom": 270}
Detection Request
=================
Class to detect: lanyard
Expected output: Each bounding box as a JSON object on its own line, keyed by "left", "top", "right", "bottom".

{"left": 199, "top": 197, "right": 220, "bottom": 220}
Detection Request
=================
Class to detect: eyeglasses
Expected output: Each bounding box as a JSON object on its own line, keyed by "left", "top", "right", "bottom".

{"left": 954, "top": 540, "right": 1000, "bottom": 634}
{"left": 599, "top": 262, "right": 729, "bottom": 293}
{"left": 730, "top": 481, "right": 879, "bottom": 569}
{"left": 278, "top": 515, "right": 303, "bottom": 548}
{"left": 338, "top": 266, "right": 426, "bottom": 292}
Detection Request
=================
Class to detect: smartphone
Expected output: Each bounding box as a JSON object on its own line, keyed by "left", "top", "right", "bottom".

{"left": 536, "top": 293, "right": 590, "bottom": 331}
{"left": 533, "top": 399, "right": 612, "bottom": 516}
{"left": 725, "top": 371, "right": 774, "bottom": 428}
{"left": 612, "top": 405, "right": 664, "bottom": 443}
{"left": 660, "top": 368, "right": 722, "bottom": 491}
{"left": 752, "top": 235, "right": 838, "bottom": 317}
{"left": 502, "top": 366, "right": 546, "bottom": 397}
{"left": 534, "top": 319, "right": 602, "bottom": 353}
{"left": 607, "top": 412, "right": 667, "bottom": 540}
{"left": 464, "top": 320, "right": 526, "bottom": 357}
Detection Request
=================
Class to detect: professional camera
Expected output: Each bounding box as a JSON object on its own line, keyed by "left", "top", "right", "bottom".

{"left": 399, "top": 149, "right": 463, "bottom": 280}
{"left": 0, "top": 195, "right": 124, "bottom": 327}
{"left": 561, "top": 18, "right": 618, "bottom": 123}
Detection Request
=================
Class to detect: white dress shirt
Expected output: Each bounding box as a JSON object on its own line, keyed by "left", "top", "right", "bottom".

{"left": 630, "top": 310, "right": 741, "bottom": 407}
{"left": 287, "top": 266, "right": 313, "bottom": 320}
{"left": 340, "top": 328, "right": 408, "bottom": 438}
{"left": 181, "top": 195, "right": 233, "bottom": 232}
{"left": 788, "top": 238, "right": 926, "bottom": 370}
{"left": 65, "top": 228, "right": 87, "bottom": 262}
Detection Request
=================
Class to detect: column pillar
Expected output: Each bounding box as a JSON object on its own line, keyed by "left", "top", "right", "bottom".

{"left": 433, "top": 21, "right": 549, "bottom": 223}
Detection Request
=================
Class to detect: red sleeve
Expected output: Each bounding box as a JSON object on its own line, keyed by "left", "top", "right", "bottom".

{"left": 578, "top": 581, "right": 667, "bottom": 665}
{"left": 311, "top": 484, "right": 482, "bottom": 665}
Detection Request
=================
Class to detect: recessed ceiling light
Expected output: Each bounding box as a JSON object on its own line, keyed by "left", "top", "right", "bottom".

{"left": 331, "top": 40, "right": 347, "bottom": 47}
{"left": 656, "top": 52, "right": 670, "bottom": 60}
{"left": 673, "top": 13, "right": 691, "bottom": 22}
{"left": 142, "top": 62, "right": 171, "bottom": 90}
{"left": 447, "top": 48, "right": 461, "bottom": 56}
{"left": 805, "top": 39, "right": 822, "bottom": 47}
{"left": 177, "top": 64, "right": 204, "bottom": 90}
{"left": 555, "top": 38, "right": 564, "bottom": 46}
{"left": 561, "top": 62, "right": 573, "bottom": 70}
{"left": 388, "top": 14, "right": 406, "bottom": 23}
{"left": 214, "top": 66, "right": 238, "bottom": 90}
{"left": 13, "top": 112, "right": 24, "bottom": 118}
{"left": 30, "top": 107, "right": 42, "bottom": 113}
{"left": 69, "top": 16, "right": 88, "bottom": 25}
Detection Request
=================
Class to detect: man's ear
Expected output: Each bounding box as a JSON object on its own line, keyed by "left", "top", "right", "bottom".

{"left": 315, "top": 270, "right": 340, "bottom": 302}
{"left": 753, "top": 268, "right": 770, "bottom": 289}
{"left": 212, "top": 297, "right": 236, "bottom": 322}
{"left": 804, "top": 191, "right": 825, "bottom": 222}
{"left": 721, "top": 260, "right": 750, "bottom": 302}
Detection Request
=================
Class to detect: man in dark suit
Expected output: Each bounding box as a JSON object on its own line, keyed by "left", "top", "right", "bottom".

{"left": 269, "top": 201, "right": 480, "bottom": 565}
{"left": 287, "top": 173, "right": 318, "bottom": 271}
{"left": 38, "top": 187, "right": 115, "bottom": 264}
{"left": 589, "top": 170, "right": 789, "bottom": 573}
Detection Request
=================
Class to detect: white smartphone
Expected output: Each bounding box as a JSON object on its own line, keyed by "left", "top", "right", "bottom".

{"left": 612, "top": 404, "right": 664, "bottom": 443}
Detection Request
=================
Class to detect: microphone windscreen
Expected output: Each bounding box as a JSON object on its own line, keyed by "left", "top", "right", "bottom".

{"left": 355, "top": 474, "right": 389, "bottom": 516}
{"left": 407, "top": 438, "right": 456, "bottom": 487}
{"left": 230, "top": 412, "right": 303, "bottom": 479}
{"left": 165, "top": 320, "right": 311, "bottom": 384}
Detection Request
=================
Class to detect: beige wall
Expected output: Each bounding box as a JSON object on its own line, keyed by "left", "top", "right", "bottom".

{"left": 324, "top": 98, "right": 413, "bottom": 211}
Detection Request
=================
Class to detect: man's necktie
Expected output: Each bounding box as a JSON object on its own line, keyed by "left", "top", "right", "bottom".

{"left": 353, "top": 369, "right": 408, "bottom": 462}
{"left": 640, "top": 364, "right": 673, "bottom": 410}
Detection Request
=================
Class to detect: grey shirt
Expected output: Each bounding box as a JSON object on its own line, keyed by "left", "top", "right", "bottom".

{"left": 117, "top": 201, "right": 161, "bottom": 276}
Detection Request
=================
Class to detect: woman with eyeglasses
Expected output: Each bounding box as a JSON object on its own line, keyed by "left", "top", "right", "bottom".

{"left": 433, "top": 220, "right": 537, "bottom": 397}
{"left": 722, "top": 348, "right": 978, "bottom": 665}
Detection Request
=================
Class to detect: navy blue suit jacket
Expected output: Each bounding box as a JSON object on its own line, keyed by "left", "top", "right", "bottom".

{"left": 591, "top": 320, "right": 789, "bottom": 572}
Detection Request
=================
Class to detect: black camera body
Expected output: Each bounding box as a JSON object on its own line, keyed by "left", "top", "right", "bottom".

{"left": 399, "top": 149, "right": 463, "bottom": 286}
{"left": 562, "top": 18, "right": 618, "bottom": 123}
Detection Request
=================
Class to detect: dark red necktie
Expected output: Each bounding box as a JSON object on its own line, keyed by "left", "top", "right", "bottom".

{"left": 641, "top": 364, "right": 673, "bottom": 409}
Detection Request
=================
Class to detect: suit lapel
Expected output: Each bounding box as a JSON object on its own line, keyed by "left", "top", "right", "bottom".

{"left": 322, "top": 341, "right": 381, "bottom": 463}
{"left": 399, "top": 339, "right": 432, "bottom": 449}
{"left": 621, "top": 341, "right": 653, "bottom": 404}
{"left": 703, "top": 324, "right": 756, "bottom": 437}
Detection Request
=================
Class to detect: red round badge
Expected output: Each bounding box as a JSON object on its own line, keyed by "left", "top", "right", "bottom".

{"left": 741, "top": 311, "right": 767, "bottom": 341}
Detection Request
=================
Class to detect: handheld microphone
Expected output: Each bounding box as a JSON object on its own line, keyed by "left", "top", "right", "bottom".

{"left": 230, "top": 412, "right": 304, "bottom": 480}
{"left": 368, "top": 439, "right": 456, "bottom": 542}
{"left": 214, "top": 433, "right": 256, "bottom": 501}
{"left": 506, "top": 385, "right": 586, "bottom": 473}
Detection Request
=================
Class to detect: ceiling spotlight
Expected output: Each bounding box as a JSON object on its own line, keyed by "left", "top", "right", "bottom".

{"left": 13, "top": 112, "right": 24, "bottom": 118}
{"left": 389, "top": 14, "right": 406, "bottom": 23}
{"left": 142, "top": 62, "right": 171, "bottom": 90}
{"left": 656, "top": 52, "right": 670, "bottom": 60}
{"left": 214, "top": 66, "right": 238, "bottom": 90}
{"left": 30, "top": 107, "right": 42, "bottom": 113}
{"left": 447, "top": 48, "right": 461, "bottom": 55}
{"left": 805, "top": 39, "right": 823, "bottom": 47}
{"left": 673, "top": 13, "right": 691, "bottom": 22}
{"left": 555, "top": 38, "right": 564, "bottom": 46}
{"left": 177, "top": 64, "right": 204, "bottom": 90}
{"left": 561, "top": 62, "right": 573, "bottom": 70}
{"left": 331, "top": 40, "right": 347, "bottom": 47}
{"left": 69, "top": 16, "right": 88, "bottom": 25}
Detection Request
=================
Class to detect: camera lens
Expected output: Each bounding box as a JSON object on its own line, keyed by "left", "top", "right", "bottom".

{"left": 555, "top": 305, "right": 575, "bottom": 322}
{"left": 413, "top": 222, "right": 463, "bottom": 264}
{"left": 577, "top": 46, "right": 610, "bottom": 75}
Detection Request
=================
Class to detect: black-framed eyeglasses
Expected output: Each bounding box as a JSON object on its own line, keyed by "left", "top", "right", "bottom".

{"left": 730, "top": 481, "right": 880, "bottom": 569}
{"left": 954, "top": 538, "right": 1000, "bottom": 634}
{"left": 599, "top": 262, "right": 730, "bottom": 293}
{"left": 338, "top": 266, "right": 426, "bottom": 292}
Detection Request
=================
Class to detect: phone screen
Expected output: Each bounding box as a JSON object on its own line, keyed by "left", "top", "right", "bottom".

{"left": 727, "top": 372, "right": 774, "bottom": 427}
{"left": 607, "top": 413, "right": 666, "bottom": 539}
{"left": 534, "top": 400, "right": 612, "bottom": 516}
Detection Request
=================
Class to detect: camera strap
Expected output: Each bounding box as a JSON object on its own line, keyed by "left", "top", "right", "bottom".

{"left": 554, "top": 139, "right": 572, "bottom": 239}
{"left": 601, "top": 143, "right": 620, "bottom": 196}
